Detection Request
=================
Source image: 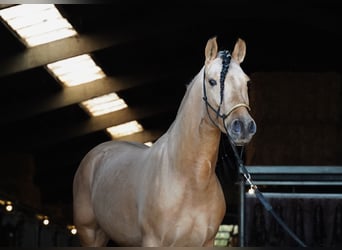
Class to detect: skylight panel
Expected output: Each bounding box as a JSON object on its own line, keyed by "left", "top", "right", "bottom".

{"left": 46, "top": 54, "right": 106, "bottom": 87}
{"left": 0, "top": 4, "right": 77, "bottom": 47}
{"left": 106, "top": 121, "right": 144, "bottom": 139}
{"left": 80, "top": 93, "right": 128, "bottom": 117}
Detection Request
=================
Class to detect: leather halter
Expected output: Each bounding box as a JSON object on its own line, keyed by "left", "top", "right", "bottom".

{"left": 202, "top": 68, "right": 250, "bottom": 131}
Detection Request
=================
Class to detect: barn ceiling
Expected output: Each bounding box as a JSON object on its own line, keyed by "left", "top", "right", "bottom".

{"left": 0, "top": 2, "right": 340, "bottom": 224}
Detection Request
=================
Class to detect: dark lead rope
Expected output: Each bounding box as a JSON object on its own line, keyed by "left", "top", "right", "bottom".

{"left": 223, "top": 134, "right": 307, "bottom": 247}
{"left": 202, "top": 52, "right": 307, "bottom": 247}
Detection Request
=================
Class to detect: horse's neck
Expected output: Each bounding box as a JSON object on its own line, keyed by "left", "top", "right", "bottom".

{"left": 167, "top": 67, "right": 221, "bottom": 182}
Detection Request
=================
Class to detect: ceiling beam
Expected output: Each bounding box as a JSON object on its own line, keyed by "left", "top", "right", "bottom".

{"left": 0, "top": 29, "right": 138, "bottom": 78}
{"left": 54, "top": 104, "right": 175, "bottom": 146}
{"left": 0, "top": 19, "right": 198, "bottom": 78}
{"left": 0, "top": 71, "right": 189, "bottom": 126}
{"left": 0, "top": 74, "right": 168, "bottom": 125}
{"left": 4, "top": 103, "right": 177, "bottom": 151}
{"left": 0, "top": 4, "right": 15, "bottom": 9}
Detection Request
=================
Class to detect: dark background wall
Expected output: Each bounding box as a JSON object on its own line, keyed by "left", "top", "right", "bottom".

{"left": 246, "top": 72, "right": 342, "bottom": 165}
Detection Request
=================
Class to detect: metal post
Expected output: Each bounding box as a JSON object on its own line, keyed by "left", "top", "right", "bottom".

{"left": 239, "top": 177, "right": 245, "bottom": 247}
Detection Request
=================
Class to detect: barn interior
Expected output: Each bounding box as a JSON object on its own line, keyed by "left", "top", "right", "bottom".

{"left": 0, "top": 1, "right": 341, "bottom": 247}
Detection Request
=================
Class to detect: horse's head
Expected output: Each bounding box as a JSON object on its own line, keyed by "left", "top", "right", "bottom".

{"left": 203, "top": 37, "right": 256, "bottom": 146}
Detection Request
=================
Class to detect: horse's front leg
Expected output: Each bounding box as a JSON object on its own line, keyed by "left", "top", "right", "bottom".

{"left": 140, "top": 222, "right": 162, "bottom": 246}
{"left": 203, "top": 237, "right": 215, "bottom": 247}
{"left": 141, "top": 234, "right": 162, "bottom": 247}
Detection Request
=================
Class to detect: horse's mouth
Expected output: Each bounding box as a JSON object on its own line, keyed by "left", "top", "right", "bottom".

{"left": 229, "top": 137, "right": 253, "bottom": 147}
{"left": 233, "top": 140, "right": 250, "bottom": 147}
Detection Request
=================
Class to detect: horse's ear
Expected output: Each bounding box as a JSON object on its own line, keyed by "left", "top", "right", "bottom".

{"left": 232, "top": 38, "right": 246, "bottom": 64}
{"left": 205, "top": 36, "right": 218, "bottom": 65}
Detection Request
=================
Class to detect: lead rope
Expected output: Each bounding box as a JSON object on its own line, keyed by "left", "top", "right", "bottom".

{"left": 204, "top": 94, "right": 307, "bottom": 247}
{"left": 203, "top": 55, "right": 306, "bottom": 247}
{"left": 222, "top": 124, "right": 307, "bottom": 247}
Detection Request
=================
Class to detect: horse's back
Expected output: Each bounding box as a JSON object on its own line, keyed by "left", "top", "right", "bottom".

{"left": 73, "top": 140, "right": 149, "bottom": 246}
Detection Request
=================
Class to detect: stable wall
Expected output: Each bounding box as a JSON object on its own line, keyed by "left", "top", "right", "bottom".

{"left": 240, "top": 72, "right": 342, "bottom": 247}
{"left": 246, "top": 72, "right": 342, "bottom": 165}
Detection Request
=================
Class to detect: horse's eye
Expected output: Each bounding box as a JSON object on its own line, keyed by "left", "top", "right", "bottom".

{"left": 209, "top": 79, "right": 217, "bottom": 86}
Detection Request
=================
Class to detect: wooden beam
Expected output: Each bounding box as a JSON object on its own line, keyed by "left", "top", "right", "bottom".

{"left": 0, "top": 29, "right": 137, "bottom": 77}
{"left": 0, "top": 20, "right": 194, "bottom": 78}
{"left": 8, "top": 103, "right": 176, "bottom": 151}
{"left": 59, "top": 104, "right": 174, "bottom": 145}
{"left": 0, "top": 74, "right": 167, "bottom": 125}
{"left": 0, "top": 4, "right": 15, "bottom": 9}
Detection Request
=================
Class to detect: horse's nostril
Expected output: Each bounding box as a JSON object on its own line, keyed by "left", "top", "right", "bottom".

{"left": 231, "top": 119, "right": 243, "bottom": 134}
{"left": 248, "top": 120, "right": 257, "bottom": 134}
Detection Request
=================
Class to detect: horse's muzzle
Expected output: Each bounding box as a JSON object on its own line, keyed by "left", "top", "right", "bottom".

{"left": 227, "top": 117, "right": 256, "bottom": 145}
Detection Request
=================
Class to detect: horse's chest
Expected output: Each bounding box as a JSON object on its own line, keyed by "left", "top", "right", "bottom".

{"left": 141, "top": 174, "right": 225, "bottom": 246}
{"left": 150, "top": 191, "right": 223, "bottom": 246}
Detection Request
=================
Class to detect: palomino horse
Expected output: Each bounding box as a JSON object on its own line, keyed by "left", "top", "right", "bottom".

{"left": 73, "top": 37, "right": 256, "bottom": 246}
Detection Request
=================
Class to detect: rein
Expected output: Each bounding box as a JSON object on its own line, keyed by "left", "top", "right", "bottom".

{"left": 202, "top": 55, "right": 307, "bottom": 247}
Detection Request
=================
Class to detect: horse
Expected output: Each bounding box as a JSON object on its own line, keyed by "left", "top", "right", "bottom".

{"left": 72, "top": 36, "right": 256, "bottom": 247}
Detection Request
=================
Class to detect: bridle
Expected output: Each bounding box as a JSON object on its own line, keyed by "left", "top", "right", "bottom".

{"left": 202, "top": 50, "right": 250, "bottom": 134}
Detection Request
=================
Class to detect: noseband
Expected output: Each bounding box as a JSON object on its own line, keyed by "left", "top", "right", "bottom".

{"left": 202, "top": 50, "right": 250, "bottom": 131}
